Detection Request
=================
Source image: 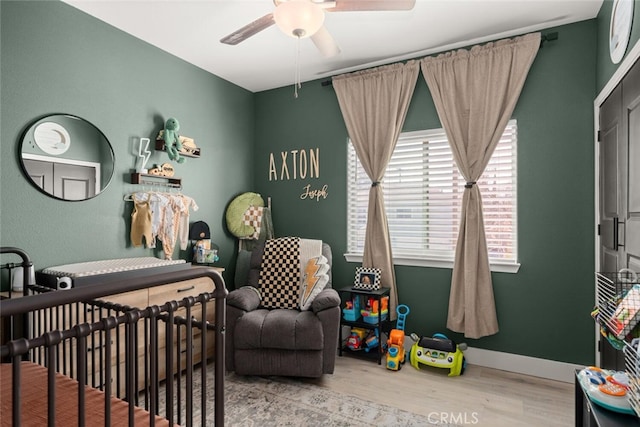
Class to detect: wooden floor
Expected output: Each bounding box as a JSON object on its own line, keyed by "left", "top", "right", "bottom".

{"left": 305, "top": 355, "right": 574, "bottom": 427}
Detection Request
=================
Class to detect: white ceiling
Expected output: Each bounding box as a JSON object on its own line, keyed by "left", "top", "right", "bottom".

{"left": 62, "top": 0, "right": 603, "bottom": 93}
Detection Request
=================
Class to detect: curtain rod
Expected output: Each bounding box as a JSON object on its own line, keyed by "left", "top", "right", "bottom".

{"left": 321, "top": 32, "right": 559, "bottom": 87}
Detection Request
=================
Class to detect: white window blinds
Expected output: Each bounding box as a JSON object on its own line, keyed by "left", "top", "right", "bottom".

{"left": 347, "top": 120, "right": 518, "bottom": 266}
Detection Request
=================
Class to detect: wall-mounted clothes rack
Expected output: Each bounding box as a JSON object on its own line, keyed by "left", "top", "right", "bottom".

{"left": 130, "top": 172, "right": 182, "bottom": 189}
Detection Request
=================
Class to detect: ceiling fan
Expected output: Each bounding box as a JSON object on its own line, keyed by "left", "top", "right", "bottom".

{"left": 220, "top": 0, "right": 416, "bottom": 58}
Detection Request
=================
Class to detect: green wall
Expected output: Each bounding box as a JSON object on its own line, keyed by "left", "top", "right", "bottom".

{"left": 597, "top": 0, "right": 640, "bottom": 93}
{"left": 254, "top": 20, "right": 598, "bottom": 364}
{"left": 0, "top": 1, "right": 254, "bottom": 285}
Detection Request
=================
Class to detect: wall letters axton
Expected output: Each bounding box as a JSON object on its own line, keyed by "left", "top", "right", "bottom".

{"left": 268, "top": 148, "right": 328, "bottom": 201}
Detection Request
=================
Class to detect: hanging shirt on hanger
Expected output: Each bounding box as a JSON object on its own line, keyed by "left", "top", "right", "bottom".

{"left": 130, "top": 192, "right": 153, "bottom": 248}
{"left": 177, "top": 194, "right": 199, "bottom": 250}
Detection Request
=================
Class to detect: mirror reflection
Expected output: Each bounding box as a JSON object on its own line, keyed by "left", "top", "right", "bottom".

{"left": 20, "top": 114, "right": 115, "bottom": 201}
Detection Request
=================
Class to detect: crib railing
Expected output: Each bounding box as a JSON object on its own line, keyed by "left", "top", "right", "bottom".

{"left": 0, "top": 257, "right": 227, "bottom": 427}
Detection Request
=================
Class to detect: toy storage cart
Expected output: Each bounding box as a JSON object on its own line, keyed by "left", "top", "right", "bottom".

{"left": 337, "top": 286, "right": 391, "bottom": 365}
{"left": 587, "top": 272, "right": 640, "bottom": 422}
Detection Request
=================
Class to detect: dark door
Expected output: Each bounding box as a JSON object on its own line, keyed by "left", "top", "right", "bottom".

{"left": 622, "top": 61, "right": 640, "bottom": 274}
{"left": 599, "top": 85, "right": 622, "bottom": 274}
{"left": 598, "top": 57, "right": 640, "bottom": 370}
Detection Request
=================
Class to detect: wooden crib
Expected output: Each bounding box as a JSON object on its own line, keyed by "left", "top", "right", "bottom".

{"left": 0, "top": 247, "right": 227, "bottom": 427}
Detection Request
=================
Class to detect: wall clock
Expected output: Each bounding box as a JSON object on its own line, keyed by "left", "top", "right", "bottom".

{"left": 610, "top": 0, "right": 634, "bottom": 64}
{"left": 33, "top": 121, "right": 71, "bottom": 155}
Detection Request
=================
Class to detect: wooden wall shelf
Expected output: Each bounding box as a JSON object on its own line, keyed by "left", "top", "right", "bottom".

{"left": 155, "top": 139, "right": 200, "bottom": 158}
{"left": 131, "top": 172, "right": 181, "bottom": 188}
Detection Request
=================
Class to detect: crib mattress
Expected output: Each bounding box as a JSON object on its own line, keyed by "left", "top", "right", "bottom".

{"left": 0, "top": 361, "right": 173, "bottom": 426}
{"left": 36, "top": 257, "right": 190, "bottom": 289}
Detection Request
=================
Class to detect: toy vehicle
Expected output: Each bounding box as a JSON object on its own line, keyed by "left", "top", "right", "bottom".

{"left": 346, "top": 331, "right": 362, "bottom": 350}
{"left": 386, "top": 344, "right": 404, "bottom": 370}
{"left": 385, "top": 304, "right": 410, "bottom": 371}
{"left": 409, "top": 333, "right": 465, "bottom": 376}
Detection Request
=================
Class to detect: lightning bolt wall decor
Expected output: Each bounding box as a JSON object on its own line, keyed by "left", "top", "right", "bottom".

{"left": 138, "top": 137, "right": 151, "bottom": 173}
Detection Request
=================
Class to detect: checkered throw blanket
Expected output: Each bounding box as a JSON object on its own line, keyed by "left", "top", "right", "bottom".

{"left": 258, "top": 237, "right": 304, "bottom": 309}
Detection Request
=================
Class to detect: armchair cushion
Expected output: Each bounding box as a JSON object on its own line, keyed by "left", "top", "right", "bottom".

{"left": 234, "top": 309, "right": 324, "bottom": 351}
{"left": 227, "top": 286, "right": 261, "bottom": 312}
{"left": 311, "top": 288, "right": 341, "bottom": 314}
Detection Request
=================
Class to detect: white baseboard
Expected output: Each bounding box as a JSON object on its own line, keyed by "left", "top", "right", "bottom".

{"left": 463, "top": 346, "right": 583, "bottom": 383}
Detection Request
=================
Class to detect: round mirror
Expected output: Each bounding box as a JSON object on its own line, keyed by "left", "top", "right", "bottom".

{"left": 20, "top": 114, "right": 115, "bottom": 201}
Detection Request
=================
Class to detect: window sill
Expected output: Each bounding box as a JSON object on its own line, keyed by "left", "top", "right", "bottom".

{"left": 343, "top": 253, "right": 520, "bottom": 274}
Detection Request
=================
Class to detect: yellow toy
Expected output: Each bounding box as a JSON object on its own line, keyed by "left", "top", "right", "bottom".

{"left": 409, "top": 333, "right": 466, "bottom": 376}
{"left": 351, "top": 327, "right": 367, "bottom": 340}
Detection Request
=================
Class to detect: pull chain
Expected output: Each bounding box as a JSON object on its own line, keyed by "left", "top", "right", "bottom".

{"left": 294, "top": 34, "right": 301, "bottom": 98}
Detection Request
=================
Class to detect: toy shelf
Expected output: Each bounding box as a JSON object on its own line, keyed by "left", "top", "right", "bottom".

{"left": 337, "top": 286, "right": 392, "bottom": 365}
{"left": 338, "top": 346, "right": 383, "bottom": 362}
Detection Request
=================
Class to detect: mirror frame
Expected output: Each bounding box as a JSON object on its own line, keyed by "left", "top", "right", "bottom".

{"left": 19, "top": 114, "right": 115, "bottom": 201}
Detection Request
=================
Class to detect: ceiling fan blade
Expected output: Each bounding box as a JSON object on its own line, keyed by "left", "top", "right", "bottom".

{"left": 220, "top": 13, "right": 275, "bottom": 45}
{"left": 311, "top": 26, "right": 341, "bottom": 58}
{"left": 322, "top": 0, "right": 415, "bottom": 12}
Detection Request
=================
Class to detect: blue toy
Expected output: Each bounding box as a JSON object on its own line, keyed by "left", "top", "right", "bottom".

{"left": 409, "top": 332, "right": 466, "bottom": 376}
{"left": 363, "top": 328, "right": 384, "bottom": 353}
{"left": 385, "top": 304, "right": 410, "bottom": 371}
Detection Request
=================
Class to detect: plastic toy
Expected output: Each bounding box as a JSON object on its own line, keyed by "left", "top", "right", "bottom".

{"left": 345, "top": 327, "right": 367, "bottom": 351}
{"left": 351, "top": 327, "right": 367, "bottom": 340}
{"left": 577, "top": 366, "right": 634, "bottom": 415}
{"left": 361, "top": 296, "right": 389, "bottom": 325}
{"left": 409, "top": 332, "right": 465, "bottom": 376}
{"left": 343, "top": 296, "right": 361, "bottom": 322}
{"left": 346, "top": 331, "right": 362, "bottom": 351}
{"left": 386, "top": 304, "right": 410, "bottom": 371}
{"left": 363, "top": 329, "right": 383, "bottom": 353}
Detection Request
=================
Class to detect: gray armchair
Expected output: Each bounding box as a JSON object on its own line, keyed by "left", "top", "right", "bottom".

{"left": 225, "top": 242, "right": 341, "bottom": 377}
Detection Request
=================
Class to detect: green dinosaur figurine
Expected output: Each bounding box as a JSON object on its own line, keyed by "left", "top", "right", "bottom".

{"left": 164, "top": 117, "right": 185, "bottom": 164}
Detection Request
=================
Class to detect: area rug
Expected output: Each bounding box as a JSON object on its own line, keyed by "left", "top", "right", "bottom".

{"left": 160, "top": 366, "right": 453, "bottom": 426}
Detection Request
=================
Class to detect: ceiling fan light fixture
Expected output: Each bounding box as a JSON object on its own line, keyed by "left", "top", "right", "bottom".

{"left": 274, "top": 0, "right": 325, "bottom": 39}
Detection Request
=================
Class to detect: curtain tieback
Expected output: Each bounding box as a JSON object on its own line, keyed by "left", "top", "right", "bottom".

{"left": 465, "top": 181, "right": 476, "bottom": 189}
{"left": 371, "top": 181, "right": 381, "bottom": 187}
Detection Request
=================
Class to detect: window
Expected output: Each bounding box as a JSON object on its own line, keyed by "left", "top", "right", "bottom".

{"left": 346, "top": 120, "right": 519, "bottom": 273}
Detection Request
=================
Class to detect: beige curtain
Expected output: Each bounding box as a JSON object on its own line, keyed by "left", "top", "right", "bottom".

{"left": 420, "top": 32, "right": 540, "bottom": 338}
{"left": 333, "top": 61, "right": 420, "bottom": 318}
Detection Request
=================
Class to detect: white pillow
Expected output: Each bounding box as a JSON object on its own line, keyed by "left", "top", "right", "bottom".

{"left": 299, "top": 255, "right": 330, "bottom": 310}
